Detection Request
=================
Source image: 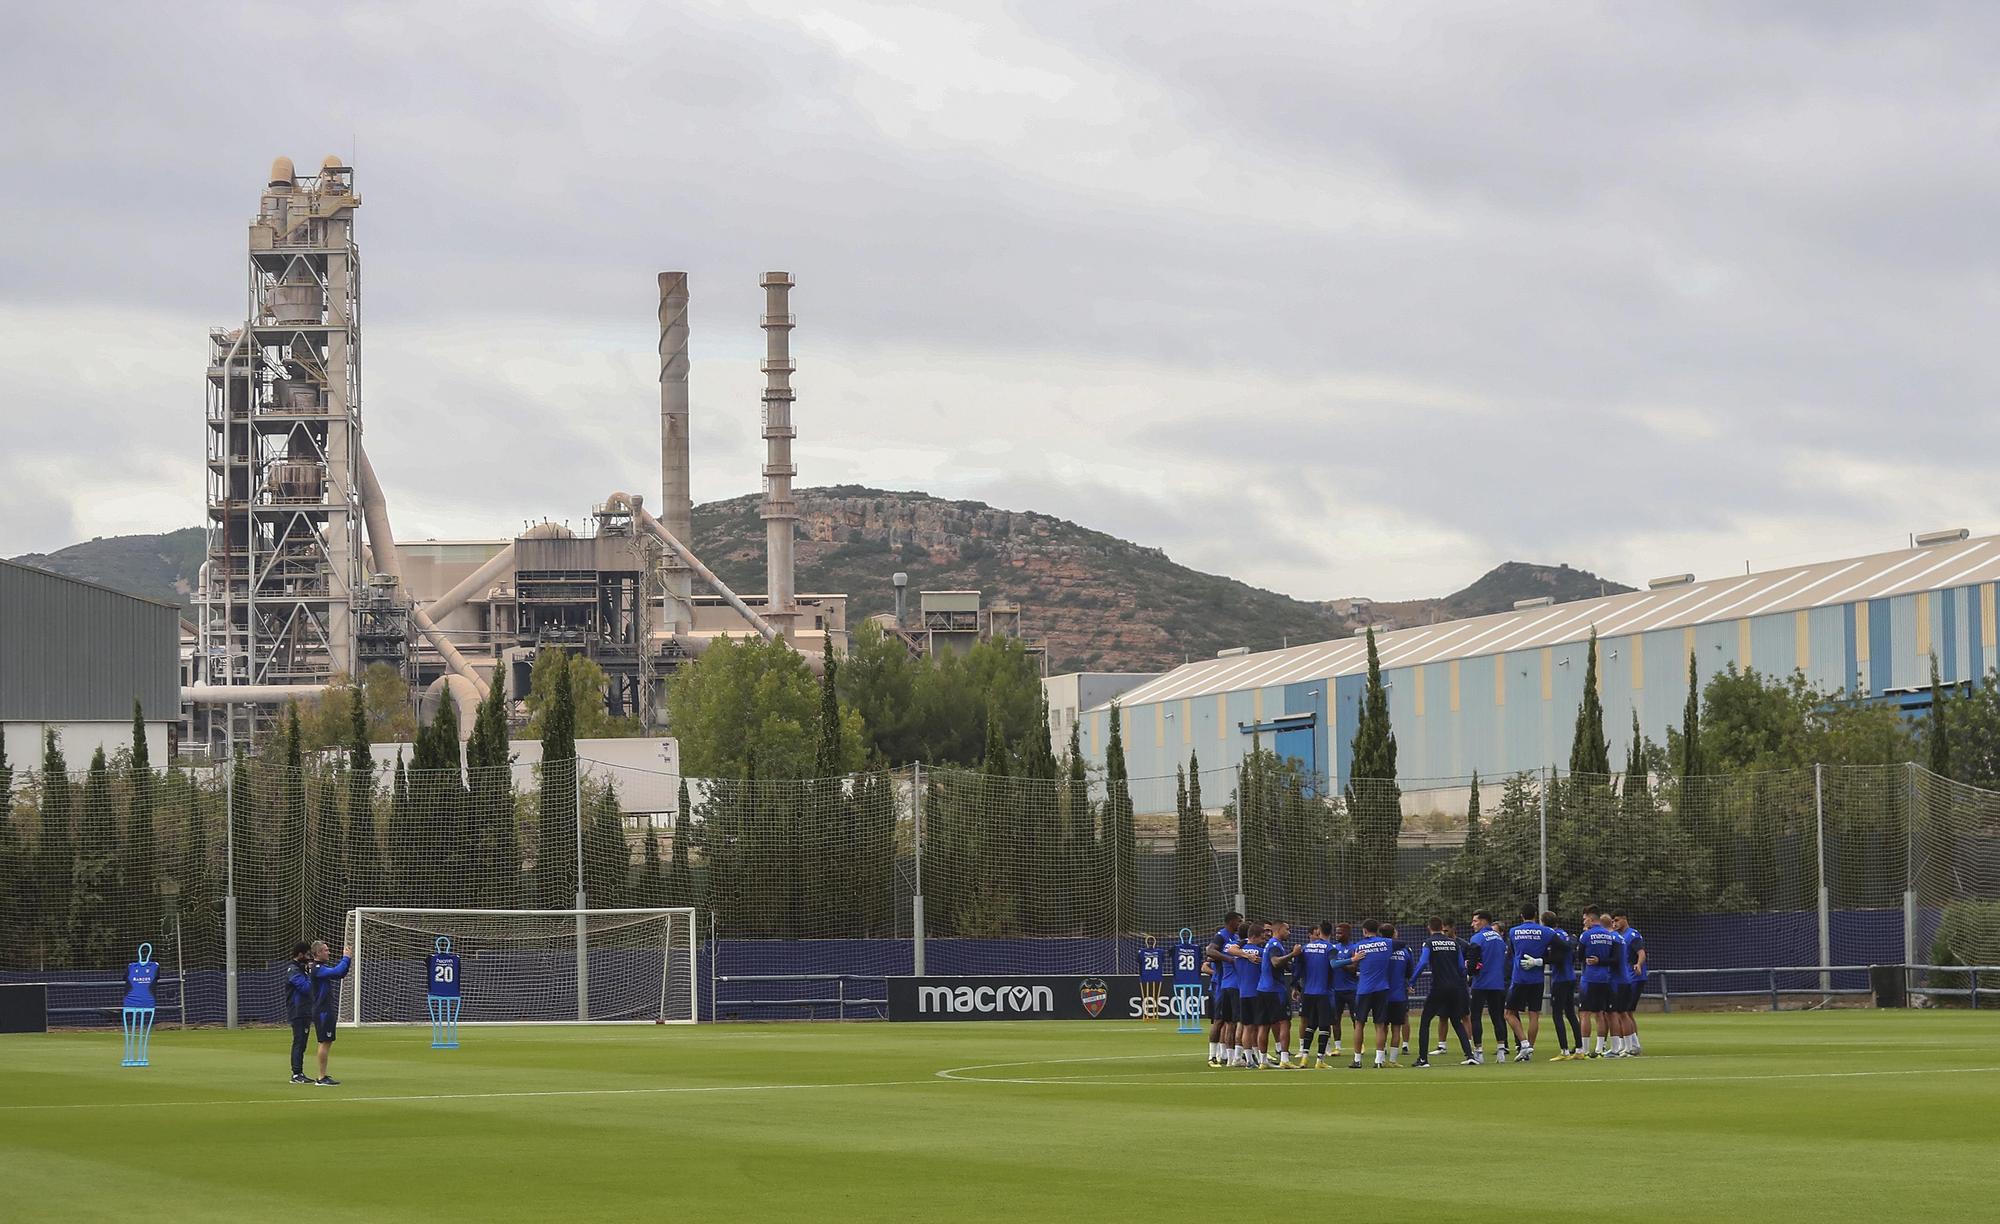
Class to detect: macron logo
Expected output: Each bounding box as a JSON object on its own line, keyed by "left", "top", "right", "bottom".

{"left": 916, "top": 984, "right": 1054, "bottom": 1015}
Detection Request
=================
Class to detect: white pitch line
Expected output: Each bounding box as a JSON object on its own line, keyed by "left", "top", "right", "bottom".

{"left": 0, "top": 1077, "right": 940, "bottom": 1114}
{"left": 932, "top": 1053, "right": 2000, "bottom": 1089}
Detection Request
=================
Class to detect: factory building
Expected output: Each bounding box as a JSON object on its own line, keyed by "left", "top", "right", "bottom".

{"left": 187, "top": 157, "right": 840, "bottom": 751}
{"left": 1079, "top": 530, "right": 2000, "bottom": 797}
{"left": 2, "top": 561, "right": 180, "bottom": 766}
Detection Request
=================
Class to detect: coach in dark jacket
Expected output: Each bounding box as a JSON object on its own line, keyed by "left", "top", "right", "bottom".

{"left": 285, "top": 940, "right": 352, "bottom": 1085}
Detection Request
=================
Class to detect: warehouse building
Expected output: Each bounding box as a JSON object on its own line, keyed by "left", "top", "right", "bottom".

{"left": 1079, "top": 530, "right": 2000, "bottom": 796}
{"left": 1, "top": 560, "right": 181, "bottom": 767}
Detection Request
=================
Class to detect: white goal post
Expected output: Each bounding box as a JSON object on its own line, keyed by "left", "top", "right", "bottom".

{"left": 340, "top": 907, "right": 699, "bottom": 1026}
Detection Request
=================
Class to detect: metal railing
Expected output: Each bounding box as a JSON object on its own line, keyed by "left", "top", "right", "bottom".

{"left": 711, "top": 974, "right": 886, "bottom": 1022}
{"left": 1651, "top": 964, "right": 2000, "bottom": 1012}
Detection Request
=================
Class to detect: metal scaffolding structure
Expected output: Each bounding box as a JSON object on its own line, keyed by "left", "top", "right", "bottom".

{"left": 199, "top": 157, "right": 364, "bottom": 748}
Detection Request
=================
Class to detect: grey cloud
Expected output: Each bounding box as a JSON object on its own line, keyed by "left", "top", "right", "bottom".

{"left": 2, "top": 1, "right": 1997, "bottom": 600}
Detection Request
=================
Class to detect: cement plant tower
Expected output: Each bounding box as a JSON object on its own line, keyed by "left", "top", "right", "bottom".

{"left": 199, "top": 156, "right": 363, "bottom": 741}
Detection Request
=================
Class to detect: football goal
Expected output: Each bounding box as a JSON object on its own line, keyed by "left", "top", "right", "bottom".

{"left": 340, "top": 907, "right": 698, "bottom": 1026}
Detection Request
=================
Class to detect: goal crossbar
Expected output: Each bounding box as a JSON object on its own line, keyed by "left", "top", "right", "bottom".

{"left": 344, "top": 906, "right": 698, "bottom": 1027}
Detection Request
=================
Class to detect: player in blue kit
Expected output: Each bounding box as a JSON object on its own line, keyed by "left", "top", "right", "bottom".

{"left": 1502, "top": 906, "right": 1563, "bottom": 1062}
{"left": 121, "top": 943, "right": 160, "bottom": 1067}
{"left": 1205, "top": 913, "right": 1244, "bottom": 1067}
{"left": 1256, "top": 920, "right": 1298, "bottom": 1068}
{"left": 1578, "top": 909, "right": 1624, "bottom": 1058}
{"left": 1382, "top": 923, "right": 1412, "bottom": 1064}
{"left": 1234, "top": 924, "right": 1275, "bottom": 1066}
{"left": 1543, "top": 911, "right": 1583, "bottom": 1060}
{"left": 1329, "top": 922, "right": 1357, "bottom": 1055}
{"left": 1613, "top": 911, "right": 1645, "bottom": 1056}
{"left": 1466, "top": 912, "right": 1511, "bottom": 1063}
{"left": 427, "top": 936, "right": 462, "bottom": 1049}
{"left": 1346, "top": 920, "right": 1395, "bottom": 1068}
{"left": 1292, "top": 922, "right": 1338, "bottom": 1068}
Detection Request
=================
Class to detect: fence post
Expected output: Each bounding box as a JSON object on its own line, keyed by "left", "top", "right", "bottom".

{"left": 1904, "top": 762, "right": 1918, "bottom": 970}
{"left": 1815, "top": 763, "right": 1831, "bottom": 997}
{"left": 223, "top": 757, "right": 238, "bottom": 1031}
{"left": 574, "top": 760, "right": 588, "bottom": 1022}
{"left": 1769, "top": 968, "right": 1779, "bottom": 1013}
{"left": 1659, "top": 972, "right": 1672, "bottom": 1014}
{"left": 1536, "top": 767, "right": 1549, "bottom": 917}
{"left": 912, "top": 763, "right": 927, "bottom": 977}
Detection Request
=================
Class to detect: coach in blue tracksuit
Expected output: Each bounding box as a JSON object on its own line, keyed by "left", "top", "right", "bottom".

{"left": 286, "top": 940, "right": 351, "bottom": 1086}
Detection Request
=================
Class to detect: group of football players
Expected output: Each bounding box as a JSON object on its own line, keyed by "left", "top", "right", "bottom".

{"left": 1200, "top": 905, "right": 1647, "bottom": 1069}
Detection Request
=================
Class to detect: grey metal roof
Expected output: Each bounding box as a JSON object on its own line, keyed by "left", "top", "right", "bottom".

{"left": 0, "top": 560, "right": 181, "bottom": 723}
{"left": 1102, "top": 533, "right": 2000, "bottom": 709}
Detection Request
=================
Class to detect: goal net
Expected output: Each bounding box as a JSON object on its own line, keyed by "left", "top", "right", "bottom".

{"left": 340, "top": 907, "right": 698, "bottom": 1025}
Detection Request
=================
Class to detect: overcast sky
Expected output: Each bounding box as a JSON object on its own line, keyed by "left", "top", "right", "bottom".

{"left": 2, "top": 2, "right": 1994, "bottom": 600}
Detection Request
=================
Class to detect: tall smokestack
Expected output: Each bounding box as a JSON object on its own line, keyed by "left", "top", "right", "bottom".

{"left": 760, "top": 271, "right": 797, "bottom": 636}
{"left": 658, "top": 272, "right": 693, "bottom": 630}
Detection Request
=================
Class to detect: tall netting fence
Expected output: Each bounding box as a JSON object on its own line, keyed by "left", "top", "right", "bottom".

{"left": 5, "top": 750, "right": 2000, "bottom": 1023}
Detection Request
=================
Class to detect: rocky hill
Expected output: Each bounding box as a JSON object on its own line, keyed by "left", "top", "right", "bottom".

{"left": 9, "top": 491, "right": 1631, "bottom": 673}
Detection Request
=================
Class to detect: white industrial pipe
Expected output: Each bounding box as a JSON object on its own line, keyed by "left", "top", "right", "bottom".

{"left": 419, "top": 673, "right": 483, "bottom": 734}
{"left": 603, "top": 492, "right": 779, "bottom": 640}
{"left": 184, "top": 683, "right": 329, "bottom": 705}
{"left": 356, "top": 443, "right": 490, "bottom": 697}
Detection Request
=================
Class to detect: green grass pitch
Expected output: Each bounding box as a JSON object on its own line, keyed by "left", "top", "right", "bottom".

{"left": 3, "top": 1012, "right": 1996, "bottom": 1222}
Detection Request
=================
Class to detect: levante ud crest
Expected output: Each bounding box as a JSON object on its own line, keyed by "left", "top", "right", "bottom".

{"left": 1079, "top": 978, "right": 1108, "bottom": 1017}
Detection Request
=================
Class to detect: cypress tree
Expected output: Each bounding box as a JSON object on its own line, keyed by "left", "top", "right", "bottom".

{"left": 1104, "top": 702, "right": 1137, "bottom": 959}
{"left": 1679, "top": 652, "right": 1703, "bottom": 779}
{"left": 1463, "top": 771, "right": 1483, "bottom": 859}
{"left": 1568, "top": 629, "right": 1611, "bottom": 778}
{"left": 582, "top": 780, "right": 627, "bottom": 909}
{"left": 0, "top": 726, "right": 20, "bottom": 956}
{"left": 73, "top": 747, "right": 119, "bottom": 967}
{"left": 173, "top": 765, "right": 216, "bottom": 968}
{"left": 345, "top": 694, "right": 380, "bottom": 903}
{"left": 810, "top": 636, "right": 848, "bottom": 933}
{"left": 275, "top": 702, "right": 306, "bottom": 934}
{"left": 665, "top": 778, "right": 694, "bottom": 905}
{"left": 389, "top": 753, "right": 413, "bottom": 906}
{"left": 465, "top": 669, "right": 516, "bottom": 906}
{"left": 124, "top": 700, "right": 157, "bottom": 948}
{"left": 1345, "top": 628, "right": 1401, "bottom": 917}
{"left": 1927, "top": 653, "right": 1951, "bottom": 781}
{"left": 534, "top": 651, "right": 579, "bottom": 909}
{"left": 36, "top": 732, "right": 76, "bottom": 965}
{"left": 1174, "top": 748, "right": 1216, "bottom": 929}
{"left": 1058, "top": 721, "right": 1094, "bottom": 934}
{"left": 1620, "top": 710, "right": 1652, "bottom": 819}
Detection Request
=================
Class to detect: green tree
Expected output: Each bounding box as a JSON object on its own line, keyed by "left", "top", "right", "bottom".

{"left": 345, "top": 690, "right": 381, "bottom": 903}
{"left": 36, "top": 731, "right": 76, "bottom": 965}
{"left": 1927, "top": 654, "right": 1952, "bottom": 780}
{"left": 169, "top": 765, "right": 217, "bottom": 968}
{"left": 1173, "top": 749, "right": 1216, "bottom": 927}
{"left": 525, "top": 650, "right": 640, "bottom": 740}
{"left": 1678, "top": 651, "right": 1703, "bottom": 779}
{"left": 665, "top": 778, "right": 694, "bottom": 905}
{"left": 309, "top": 748, "right": 346, "bottom": 939}
{"left": 665, "top": 636, "right": 864, "bottom": 779}
{"left": 809, "top": 635, "right": 851, "bottom": 933}
{"left": 1014, "top": 694, "right": 1063, "bottom": 935}
{"left": 1569, "top": 629, "right": 1610, "bottom": 777}
{"left": 1057, "top": 722, "right": 1096, "bottom": 933}
{"left": 839, "top": 618, "right": 921, "bottom": 764}
{"left": 123, "top": 700, "right": 159, "bottom": 950}
{"left": 273, "top": 702, "right": 307, "bottom": 935}
{"left": 533, "top": 651, "right": 579, "bottom": 909}
{"left": 1346, "top": 628, "right": 1401, "bottom": 917}
{"left": 582, "top": 780, "right": 627, "bottom": 908}
{"left": 1104, "top": 702, "right": 1137, "bottom": 955}
{"left": 71, "top": 747, "right": 120, "bottom": 967}
{"left": 465, "top": 667, "right": 518, "bottom": 906}
{"left": 1620, "top": 711, "right": 1653, "bottom": 820}
{"left": 1463, "top": 771, "right": 1483, "bottom": 859}
{"left": 0, "top": 726, "right": 21, "bottom": 957}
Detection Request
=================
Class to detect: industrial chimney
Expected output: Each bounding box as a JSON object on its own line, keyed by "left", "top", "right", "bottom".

{"left": 760, "top": 271, "right": 798, "bottom": 637}
{"left": 658, "top": 272, "right": 693, "bottom": 631}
